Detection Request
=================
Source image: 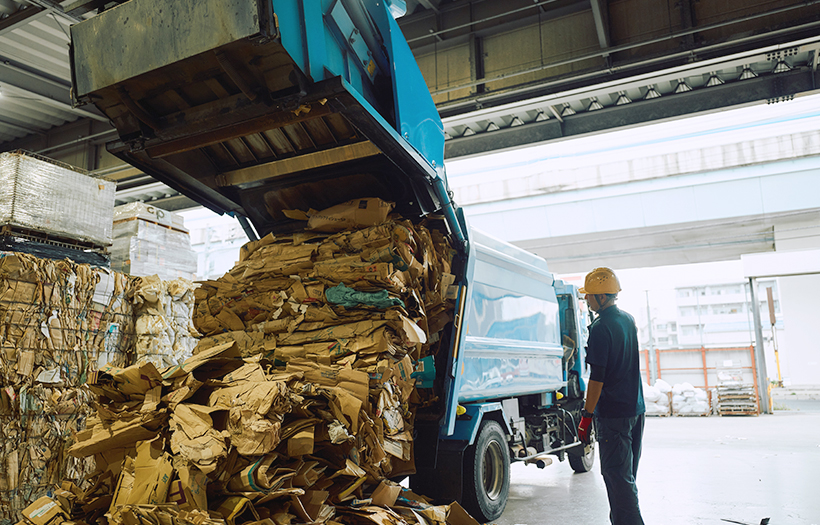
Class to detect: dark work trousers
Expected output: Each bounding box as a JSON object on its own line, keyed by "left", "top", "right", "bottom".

{"left": 596, "top": 413, "right": 646, "bottom": 525}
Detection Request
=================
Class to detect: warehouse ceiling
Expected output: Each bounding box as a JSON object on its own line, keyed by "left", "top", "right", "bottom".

{"left": 1, "top": 0, "right": 820, "bottom": 205}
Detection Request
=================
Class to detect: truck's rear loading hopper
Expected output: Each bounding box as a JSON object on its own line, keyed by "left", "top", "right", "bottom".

{"left": 70, "top": 0, "right": 449, "bottom": 238}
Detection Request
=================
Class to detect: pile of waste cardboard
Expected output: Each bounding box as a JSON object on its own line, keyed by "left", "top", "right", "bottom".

{"left": 0, "top": 252, "right": 136, "bottom": 524}
{"left": 60, "top": 199, "right": 478, "bottom": 525}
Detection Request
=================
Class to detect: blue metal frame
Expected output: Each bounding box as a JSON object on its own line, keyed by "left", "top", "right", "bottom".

{"left": 273, "top": 0, "right": 443, "bottom": 171}
{"left": 554, "top": 280, "right": 589, "bottom": 392}
{"left": 444, "top": 402, "right": 512, "bottom": 445}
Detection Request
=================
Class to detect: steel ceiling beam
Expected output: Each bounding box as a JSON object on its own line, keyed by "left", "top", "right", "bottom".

{"left": 0, "top": 5, "right": 47, "bottom": 37}
{"left": 0, "top": 59, "right": 107, "bottom": 121}
{"left": 0, "top": 116, "right": 42, "bottom": 135}
{"left": 406, "top": 0, "right": 563, "bottom": 44}
{"left": 444, "top": 69, "right": 817, "bottom": 158}
{"left": 589, "top": 0, "right": 610, "bottom": 54}
{"left": 430, "top": 1, "right": 820, "bottom": 98}
{"left": 22, "top": 0, "right": 84, "bottom": 24}
{"left": 416, "top": 0, "right": 440, "bottom": 14}
{"left": 437, "top": 24, "right": 820, "bottom": 118}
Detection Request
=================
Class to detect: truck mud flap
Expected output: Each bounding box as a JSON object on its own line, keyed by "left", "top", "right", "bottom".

{"left": 410, "top": 440, "right": 467, "bottom": 504}
{"left": 412, "top": 421, "right": 440, "bottom": 470}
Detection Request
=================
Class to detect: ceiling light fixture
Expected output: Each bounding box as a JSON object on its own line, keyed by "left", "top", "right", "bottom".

{"left": 560, "top": 103, "right": 576, "bottom": 117}
{"left": 486, "top": 122, "right": 500, "bottom": 132}
{"left": 674, "top": 79, "right": 691, "bottom": 93}
{"left": 587, "top": 97, "right": 604, "bottom": 111}
{"left": 462, "top": 127, "right": 476, "bottom": 137}
{"left": 615, "top": 91, "right": 631, "bottom": 105}
{"left": 705, "top": 73, "right": 724, "bottom": 87}
{"left": 739, "top": 65, "right": 757, "bottom": 80}
{"left": 534, "top": 111, "right": 548, "bottom": 122}
{"left": 510, "top": 116, "right": 525, "bottom": 127}
{"left": 644, "top": 85, "right": 661, "bottom": 100}
{"left": 444, "top": 131, "right": 452, "bottom": 140}
{"left": 772, "top": 60, "right": 791, "bottom": 73}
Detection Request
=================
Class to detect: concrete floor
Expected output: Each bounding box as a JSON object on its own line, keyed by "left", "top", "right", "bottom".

{"left": 494, "top": 411, "right": 820, "bottom": 525}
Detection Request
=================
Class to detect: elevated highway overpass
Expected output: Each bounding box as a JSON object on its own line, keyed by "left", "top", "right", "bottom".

{"left": 450, "top": 99, "right": 820, "bottom": 273}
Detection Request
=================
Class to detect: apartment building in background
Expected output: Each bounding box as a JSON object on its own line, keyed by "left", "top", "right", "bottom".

{"left": 643, "top": 279, "right": 783, "bottom": 351}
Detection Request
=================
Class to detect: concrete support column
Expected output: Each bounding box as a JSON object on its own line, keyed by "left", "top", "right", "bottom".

{"left": 749, "top": 277, "right": 771, "bottom": 414}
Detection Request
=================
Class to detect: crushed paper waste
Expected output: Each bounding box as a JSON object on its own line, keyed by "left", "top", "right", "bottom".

{"left": 62, "top": 203, "right": 478, "bottom": 525}
{"left": 0, "top": 252, "right": 136, "bottom": 525}
{"left": 133, "top": 275, "right": 201, "bottom": 369}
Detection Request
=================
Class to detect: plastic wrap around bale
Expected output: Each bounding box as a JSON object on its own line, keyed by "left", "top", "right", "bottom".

{"left": 0, "top": 151, "right": 115, "bottom": 247}
{"left": 110, "top": 203, "right": 198, "bottom": 282}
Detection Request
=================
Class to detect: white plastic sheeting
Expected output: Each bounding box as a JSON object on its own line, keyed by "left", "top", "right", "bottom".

{"left": 644, "top": 379, "right": 671, "bottom": 416}
{"left": 0, "top": 152, "right": 115, "bottom": 246}
{"left": 110, "top": 203, "right": 197, "bottom": 281}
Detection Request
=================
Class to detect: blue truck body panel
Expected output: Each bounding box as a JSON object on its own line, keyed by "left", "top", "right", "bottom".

{"left": 441, "top": 228, "right": 565, "bottom": 437}
{"left": 448, "top": 402, "right": 512, "bottom": 444}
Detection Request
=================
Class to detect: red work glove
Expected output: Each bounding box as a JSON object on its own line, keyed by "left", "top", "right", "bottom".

{"left": 578, "top": 414, "right": 593, "bottom": 444}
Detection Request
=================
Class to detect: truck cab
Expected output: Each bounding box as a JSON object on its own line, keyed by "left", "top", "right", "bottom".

{"left": 70, "top": 1, "right": 595, "bottom": 521}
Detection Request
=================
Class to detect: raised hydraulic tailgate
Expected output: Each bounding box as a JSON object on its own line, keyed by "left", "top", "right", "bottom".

{"left": 70, "top": 0, "right": 451, "bottom": 239}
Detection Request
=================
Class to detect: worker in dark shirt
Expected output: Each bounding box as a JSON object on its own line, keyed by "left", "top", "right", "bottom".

{"left": 576, "top": 267, "right": 646, "bottom": 525}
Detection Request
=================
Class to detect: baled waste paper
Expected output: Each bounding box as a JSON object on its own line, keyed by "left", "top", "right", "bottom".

{"left": 133, "top": 275, "right": 200, "bottom": 369}
{"left": 0, "top": 253, "right": 136, "bottom": 524}
{"left": 62, "top": 199, "right": 481, "bottom": 525}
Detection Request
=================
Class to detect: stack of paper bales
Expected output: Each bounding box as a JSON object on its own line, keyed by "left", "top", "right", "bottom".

{"left": 110, "top": 203, "right": 197, "bottom": 281}
{"left": 65, "top": 198, "right": 478, "bottom": 525}
{"left": 671, "top": 382, "right": 711, "bottom": 416}
{"left": 716, "top": 367, "right": 759, "bottom": 415}
{"left": 0, "top": 252, "right": 135, "bottom": 525}
{"left": 0, "top": 151, "right": 115, "bottom": 265}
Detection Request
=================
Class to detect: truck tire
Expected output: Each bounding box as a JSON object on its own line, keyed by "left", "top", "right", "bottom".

{"left": 569, "top": 443, "right": 595, "bottom": 473}
{"left": 462, "top": 420, "right": 510, "bottom": 522}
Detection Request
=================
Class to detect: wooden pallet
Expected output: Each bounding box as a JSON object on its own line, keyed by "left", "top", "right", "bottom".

{"left": 0, "top": 224, "right": 107, "bottom": 251}
{"left": 718, "top": 409, "right": 759, "bottom": 416}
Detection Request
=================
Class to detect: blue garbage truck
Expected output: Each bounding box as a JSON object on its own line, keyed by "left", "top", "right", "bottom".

{"left": 69, "top": 0, "right": 594, "bottom": 521}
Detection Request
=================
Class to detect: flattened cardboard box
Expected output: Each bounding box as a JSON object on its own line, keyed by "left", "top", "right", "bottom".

{"left": 22, "top": 497, "right": 67, "bottom": 525}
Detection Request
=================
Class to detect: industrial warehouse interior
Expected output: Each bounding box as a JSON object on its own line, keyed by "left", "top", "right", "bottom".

{"left": 1, "top": 1, "right": 819, "bottom": 525}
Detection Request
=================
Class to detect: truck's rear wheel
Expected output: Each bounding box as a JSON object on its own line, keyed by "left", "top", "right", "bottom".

{"left": 462, "top": 420, "right": 510, "bottom": 522}
{"left": 569, "top": 442, "right": 595, "bottom": 473}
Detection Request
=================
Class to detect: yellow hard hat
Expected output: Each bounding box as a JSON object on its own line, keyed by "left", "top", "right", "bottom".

{"left": 579, "top": 267, "right": 621, "bottom": 294}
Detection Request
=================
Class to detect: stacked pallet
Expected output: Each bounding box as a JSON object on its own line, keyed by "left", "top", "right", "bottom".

{"left": 63, "top": 198, "right": 477, "bottom": 525}
{"left": 716, "top": 368, "right": 759, "bottom": 416}
{"left": 0, "top": 151, "right": 115, "bottom": 267}
{"left": 110, "top": 203, "right": 198, "bottom": 281}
